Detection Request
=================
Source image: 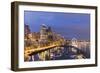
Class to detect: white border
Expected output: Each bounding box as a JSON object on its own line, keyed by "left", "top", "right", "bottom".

{"left": 18, "top": 5, "right": 96, "bottom": 68}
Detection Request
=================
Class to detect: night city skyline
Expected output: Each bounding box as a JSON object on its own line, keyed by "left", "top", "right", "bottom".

{"left": 24, "top": 11, "right": 90, "bottom": 40}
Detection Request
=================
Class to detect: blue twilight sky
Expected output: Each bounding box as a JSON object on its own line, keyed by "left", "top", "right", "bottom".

{"left": 24, "top": 11, "right": 90, "bottom": 40}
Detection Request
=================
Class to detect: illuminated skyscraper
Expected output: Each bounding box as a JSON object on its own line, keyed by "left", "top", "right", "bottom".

{"left": 24, "top": 24, "right": 31, "bottom": 39}
{"left": 40, "top": 24, "right": 48, "bottom": 41}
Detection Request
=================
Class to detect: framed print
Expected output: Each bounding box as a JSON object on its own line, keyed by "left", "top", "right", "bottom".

{"left": 11, "top": 1, "right": 97, "bottom": 71}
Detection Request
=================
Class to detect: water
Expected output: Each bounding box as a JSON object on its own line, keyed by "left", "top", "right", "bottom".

{"left": 29, "top": 46, "right": 90, "bottom": 61}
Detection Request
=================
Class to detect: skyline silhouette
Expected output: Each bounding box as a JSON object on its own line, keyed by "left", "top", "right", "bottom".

{"left": 24, "top": 11, "right": 90, "bottom": 40}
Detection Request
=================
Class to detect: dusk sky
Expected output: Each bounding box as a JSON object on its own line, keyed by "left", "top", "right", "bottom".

{"left": 24, "top": 11, "right": 90, "bottom": 40}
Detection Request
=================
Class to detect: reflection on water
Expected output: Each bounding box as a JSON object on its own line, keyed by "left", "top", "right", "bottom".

{"left": 28, "top": 46, "right": 90, "bottom": 61}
